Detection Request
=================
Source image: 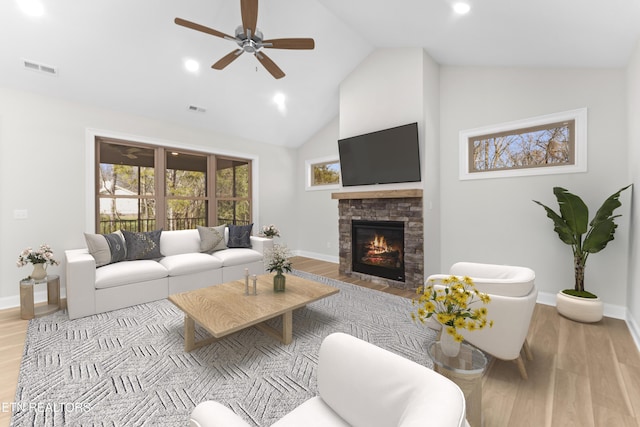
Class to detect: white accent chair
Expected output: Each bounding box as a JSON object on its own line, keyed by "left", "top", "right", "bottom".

{"left": 190, "top": 332, "right": 470, "bottom": 427}
{"left": 427, "top": 262, "right": 537, "bottom": 379}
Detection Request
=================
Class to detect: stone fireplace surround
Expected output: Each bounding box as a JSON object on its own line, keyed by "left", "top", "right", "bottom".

{"left": 332, "top": 190, "right": 424, "bottom": 291}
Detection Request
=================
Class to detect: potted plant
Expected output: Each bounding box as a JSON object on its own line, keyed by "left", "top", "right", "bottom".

{"left": 17, "top": 243, "right": 60, "bottom": 280}
{"left": 265, "top": 243, "right": 292, "bottom": 292}
{"left": 411, "top": 275, "right": 492, "bottom": 357}
{"left": 533, "top": 185, "right": 631, "bottom": 322}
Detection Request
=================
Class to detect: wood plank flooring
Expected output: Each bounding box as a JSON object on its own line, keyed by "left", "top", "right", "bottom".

{"left": 1, "top": 256, "right": 638, "bottom": 427}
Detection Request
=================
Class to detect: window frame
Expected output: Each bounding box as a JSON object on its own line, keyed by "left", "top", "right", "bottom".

{"left": 459, "top": 108, "right": 587, "bottom": 180}
{"left": 305, "top": 156, "right": 341, "bottom": 191}
{"left": 91, "top": 133, "right": 253, "bottom": 233}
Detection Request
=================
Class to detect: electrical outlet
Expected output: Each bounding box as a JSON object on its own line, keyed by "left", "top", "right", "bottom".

{"left": 14, "top": 209, "right": 28, "bottom": 219}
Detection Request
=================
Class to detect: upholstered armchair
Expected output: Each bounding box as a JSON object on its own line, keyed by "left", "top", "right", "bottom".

{"left": 427, "top": 262, "right": 537, "bottom": 379}
{"left": 190, "top": 332, "right": 470, "bottom": 427}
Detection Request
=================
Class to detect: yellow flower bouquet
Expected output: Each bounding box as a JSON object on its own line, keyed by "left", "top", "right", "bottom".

{"left": 411, "top": 275, "right": 493, "bottom": 343}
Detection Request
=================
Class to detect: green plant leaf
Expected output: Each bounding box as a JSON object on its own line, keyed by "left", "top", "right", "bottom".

{"left": 553, "top": 187, "right": 589, "bottom": 236}
{"left": 532, "top": 200, "right": 576, "bottom": 245}
{"left": 583, "top": 185, "right": 631, "bottom": 253}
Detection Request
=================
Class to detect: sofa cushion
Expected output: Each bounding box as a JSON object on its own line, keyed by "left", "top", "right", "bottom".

{"left": 95, "top": 260, "right": 168, "bottom": 289}
{"left": 212, "top": 248, "right": 262, "bottom": 267}
{"left": 122, "top": 229, "right": 163, "bottom": 260}
{"left": 160, "top": 229, "right": 201, "bottom": 256}
{"left": 159, "top": 253, "right": 223, "bottom": 276}
{"left": 84, "top": 231, "right": 127, "bottom": 267}
{"left": 197, "top": 224, "right": 227, "bottom": 253}
{"left": 227, "top": 224, "right": 253, "bottom": 248}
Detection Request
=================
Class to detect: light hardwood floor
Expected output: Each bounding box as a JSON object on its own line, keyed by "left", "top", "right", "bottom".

{"left": 1, "top": 257, "right": 639, "bottom": 427}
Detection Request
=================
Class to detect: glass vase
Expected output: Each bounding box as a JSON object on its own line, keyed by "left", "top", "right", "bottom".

{"left": 439, "top": 330, "right": 461, "bottom": 357}
{"left": 273, "top": 272, "right": 286, "bottom": 292}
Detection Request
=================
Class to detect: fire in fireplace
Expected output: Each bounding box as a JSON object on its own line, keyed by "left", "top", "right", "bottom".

{"left": 351, "top": 220, "right": 405, "bottom": 282}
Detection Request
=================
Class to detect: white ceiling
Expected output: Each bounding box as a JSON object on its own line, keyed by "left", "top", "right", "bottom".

{"left": 1, "top": 0, "right": 639, "bottom": 147}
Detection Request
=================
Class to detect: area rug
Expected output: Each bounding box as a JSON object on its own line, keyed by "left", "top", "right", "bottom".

{"left": 12, "top": 271, "right": 437, "bottom": 426}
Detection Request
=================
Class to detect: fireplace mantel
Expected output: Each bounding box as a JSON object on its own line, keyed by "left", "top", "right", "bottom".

{"left": 331, "top": 189, "right": 422, "bottom": 200}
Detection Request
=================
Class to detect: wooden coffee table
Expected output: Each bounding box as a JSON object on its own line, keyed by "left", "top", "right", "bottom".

{"left": 169, "top": 274, "right": 339, "bottom": 351}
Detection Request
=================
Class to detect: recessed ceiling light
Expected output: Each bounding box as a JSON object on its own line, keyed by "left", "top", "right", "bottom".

{"left": 452, "top": 2, "right": 471, "bottom": 15}
{"left": 184, "top": 59, "right": 200, "bottom": 73}
{"left": 273, "top": 92, "right": 286, "bottom": 113}
{"left": 17, "top": 0, "right": 44, "bottom": 17}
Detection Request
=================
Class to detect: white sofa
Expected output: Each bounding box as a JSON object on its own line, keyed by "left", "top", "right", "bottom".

{"left": 190, "top": 332, "right": 469, "bottom": 427}
{"left": 65, "top": 229, "right": 273, "bottom": 320}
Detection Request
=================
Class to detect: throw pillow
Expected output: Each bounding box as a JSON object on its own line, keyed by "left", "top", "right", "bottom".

{"left": 197, "top": 224, "right": 227, "bottom": 253}
{"left": 227, "top": 223, "right": 253, "bottom": 248}
{"left": 84, "top": 231, "right": 127, "bottom": 267}
{"left": 122, "top": 229, "right": 163, "bottom": 260}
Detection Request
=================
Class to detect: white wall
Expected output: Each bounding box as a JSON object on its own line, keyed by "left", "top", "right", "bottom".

{"left": 336, "top": 47, "right": 441, "bottom": 275}
{"left": 627, "top": 38, "right": 640, "bottom": 342}
{"left": 295, "top": 117, "right": 340, "bottom": 261}
{"left": 0, "top": 87, "right": 297, "bottom": 306}
{"left": 440, "top": 67, "right": 630, "bottom": 312}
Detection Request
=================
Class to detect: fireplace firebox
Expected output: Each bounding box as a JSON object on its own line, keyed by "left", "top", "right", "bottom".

{"left": 351, "top": 220, "right": 405, "bottom": 282}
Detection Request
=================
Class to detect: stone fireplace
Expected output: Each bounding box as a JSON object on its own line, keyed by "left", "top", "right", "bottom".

{"left": 333, "top": 190, "right": 424, "bottom": 290}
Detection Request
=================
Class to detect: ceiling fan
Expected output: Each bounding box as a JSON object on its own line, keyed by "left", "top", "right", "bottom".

{"left": 175, "top": 0, "right": 315, "bottom": 79}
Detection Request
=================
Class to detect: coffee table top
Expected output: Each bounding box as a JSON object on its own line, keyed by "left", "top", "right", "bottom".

{"left": 168, "top": 274, "right": 339, "bottom": 339}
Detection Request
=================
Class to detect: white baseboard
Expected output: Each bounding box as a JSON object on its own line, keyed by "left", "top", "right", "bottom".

{"left": 627, "top": 312, "right": 640, "bottom": 351}
{"left": 537, "top": 291, "right": 627, "bottom": 320}
{"left": 293, "top": 250, "right": 339, "bottom": 264}
{"left": 0, "top": 289, "right": 67, "bottom": 311}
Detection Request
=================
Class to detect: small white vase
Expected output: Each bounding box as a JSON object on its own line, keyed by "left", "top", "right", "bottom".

{"left": 439, "top": 331, "right": 461, "bottom": 357}
{"left": 30, "top": 263, "right": 47, "bottom": 280}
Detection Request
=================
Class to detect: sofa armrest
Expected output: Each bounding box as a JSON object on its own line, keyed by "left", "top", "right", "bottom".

{"left": 65, "top": 249, "right": 97, "bottom": 320}
{"left": 250, "top": 236, "right": 274, "bottom": 255}
{"left": 190, "top": 401, "right": 251, "bottom": 427}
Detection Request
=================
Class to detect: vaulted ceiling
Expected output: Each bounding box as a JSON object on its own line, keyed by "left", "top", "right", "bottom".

{"left": 1, "top": 0, "right": 639, "bottom": 147}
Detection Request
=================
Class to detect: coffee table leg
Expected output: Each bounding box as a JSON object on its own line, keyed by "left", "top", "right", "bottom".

{"left": 282, "top": 311, "right": 293, "bottom": 344}
{"left": 184, "top": 315, "right": 195, "bottom": 352}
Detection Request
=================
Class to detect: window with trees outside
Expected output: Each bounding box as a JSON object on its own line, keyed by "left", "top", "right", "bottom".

{"left": 305, "top": 156, "right": 341, "bottom": 191}
{"left": 96, "top": 137, "right": 252, "bottom": 233}
{"left": 459, "top": 108, "right": 587, "bottom": 180}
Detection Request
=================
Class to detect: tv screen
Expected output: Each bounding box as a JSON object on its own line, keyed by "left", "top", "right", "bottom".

{"left": 338, "top": 122, "right": 421, "bottom": 186}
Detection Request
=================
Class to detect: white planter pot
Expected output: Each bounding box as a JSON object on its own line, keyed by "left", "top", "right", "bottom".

{"left": 556, "top": 291, "right": 603, "bottom": 323}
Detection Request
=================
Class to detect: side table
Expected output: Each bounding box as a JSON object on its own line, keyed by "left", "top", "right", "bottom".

{"left": 428, "top": 341, "right": 487, "bottom": 427}
{"left": 20, "top": 275, "right": 61, "bottom": 320}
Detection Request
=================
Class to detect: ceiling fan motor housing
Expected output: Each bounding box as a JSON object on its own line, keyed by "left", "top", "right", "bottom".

{"left": 235, "top": 26, "right": 264, "bottom": 53}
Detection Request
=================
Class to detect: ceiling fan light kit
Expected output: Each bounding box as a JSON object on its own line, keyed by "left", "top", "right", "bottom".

{"left": 175, "top": 0, "right": 315, "bottom": 79}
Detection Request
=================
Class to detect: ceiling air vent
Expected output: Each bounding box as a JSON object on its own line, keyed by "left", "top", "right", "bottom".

{"left": 187, "top": 105, "right": 206, "bottom": 113}
{"left": 22, "top": 59, "right": 58, "bottom": 76}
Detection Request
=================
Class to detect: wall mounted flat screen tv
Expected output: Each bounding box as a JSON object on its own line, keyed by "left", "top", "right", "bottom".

{"left": 338, "top": 122, "right": 421, "bottom": 186}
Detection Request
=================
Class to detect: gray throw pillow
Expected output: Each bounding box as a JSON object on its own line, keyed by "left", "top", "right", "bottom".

{"left": 122, "top": 229, "right": 163, "bottom": 260}
{"left": 84, "top": 231, "right": 127, "bottom": 267}
{"left": 227, "top": 224, "right": 253, "bottom": 248}
{"left": 197, "top": 224, "right": 227, "bottom": 253}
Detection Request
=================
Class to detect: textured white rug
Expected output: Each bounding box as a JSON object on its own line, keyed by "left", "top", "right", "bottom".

{"left": 12, "top": 271, "right": 437, "bottom": 426}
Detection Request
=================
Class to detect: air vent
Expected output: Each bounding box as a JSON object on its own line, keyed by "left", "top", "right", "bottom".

{"left": 22, "top": 59, "right": 58, "bottom": 76}
{"left": 187, "top": 105, "right": 206, "bottom": 113}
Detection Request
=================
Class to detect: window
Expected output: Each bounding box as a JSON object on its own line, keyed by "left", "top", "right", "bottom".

{"left": 305, "top": 156, "right": 341, "bottom": 191}
{"left": 459, "top": 108, "right": 587, "bottom": 180}
{"left": 95, "top": 138, "right": 252, "bottom": 233}
{"left": 215, "top": 157, "right": 251, "bottom": 226}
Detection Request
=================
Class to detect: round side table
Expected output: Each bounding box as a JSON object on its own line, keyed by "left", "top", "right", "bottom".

{"left": 428, "top": 341, "right": 487, "bottom": 427}
{"left": 19, "top": 275, "right": 61, "bottom": 320}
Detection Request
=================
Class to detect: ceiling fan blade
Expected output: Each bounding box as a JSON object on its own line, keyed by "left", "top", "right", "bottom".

{"left": 262, "top": 38, "right": 315, "bottom": 50}
{"left": 212, "top": 50, "right": 244, "bottom": 70}
{"left": 255, "top": 51, "right": 285, "bottom": 79}
{"left": 174, "top": 17, "right": 233, "bottom": 39}
{"left": 240, "top": 0, "right": 259, "bottom": 38}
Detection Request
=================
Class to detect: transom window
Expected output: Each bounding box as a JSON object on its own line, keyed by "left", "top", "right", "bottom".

{"left": 96, "top": 137, "right": 251, "bottom": 233}
{"left": 469, "top": 120, "right": 575, "bottom": 173}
